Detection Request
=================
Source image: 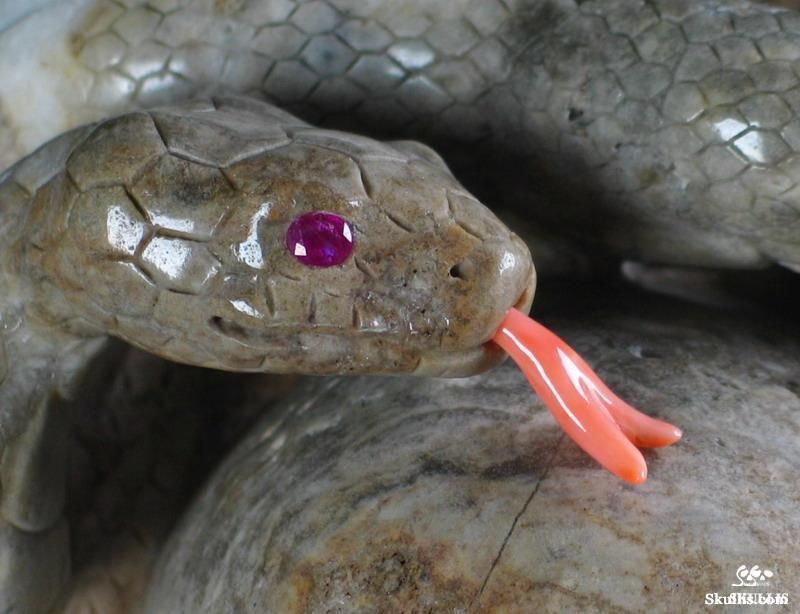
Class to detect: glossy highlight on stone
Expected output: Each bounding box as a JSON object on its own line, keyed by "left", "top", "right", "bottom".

{"left": 286, "top": 211, "right": 354, "bottom": 267}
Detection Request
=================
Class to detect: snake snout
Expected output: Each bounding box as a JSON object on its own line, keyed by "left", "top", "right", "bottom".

{"left": 442, "top": 231, "right": 536, "bottom": 350}
{"left": 483, "top": 232, "right": 537, "bottom": 334}
{"left": 413, "top": 232, "right": 535, "bottom": 377}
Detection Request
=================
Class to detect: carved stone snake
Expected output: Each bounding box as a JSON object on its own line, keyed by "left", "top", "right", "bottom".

{"left": 0, "top": 0, "right": 798, "bottom": 611}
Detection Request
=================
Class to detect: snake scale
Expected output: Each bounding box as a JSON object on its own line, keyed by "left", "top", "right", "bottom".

{"left": 0, "top": 0, "right": 799, "bottom": 611}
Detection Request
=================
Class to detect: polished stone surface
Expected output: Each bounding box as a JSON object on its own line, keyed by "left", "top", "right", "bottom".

{"left": 2, "top": 0, "right": 800, "bottom": 610}
{"left": 142, "top": 286, "right": 800, "bottom": 612}
{"left": 6, "top": 1, "right": 800, "bottom": 270}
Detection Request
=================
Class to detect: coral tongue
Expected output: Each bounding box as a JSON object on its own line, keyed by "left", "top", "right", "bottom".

{"left": 492, "top": 308, "right": 682, "bottom": 484}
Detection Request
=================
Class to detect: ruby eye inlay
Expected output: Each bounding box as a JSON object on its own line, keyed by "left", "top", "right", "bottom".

{"left": 286, "top": 211, "right": 354, "bottom": 267}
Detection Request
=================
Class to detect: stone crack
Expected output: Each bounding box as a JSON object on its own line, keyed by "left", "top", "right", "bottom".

{"left": 470, "top": 432, "right": 565, "bottom": 609}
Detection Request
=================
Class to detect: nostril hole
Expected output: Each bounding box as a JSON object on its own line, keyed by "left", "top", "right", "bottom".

{"left": 449, "top": 260, "right": 474, "bottom": 280}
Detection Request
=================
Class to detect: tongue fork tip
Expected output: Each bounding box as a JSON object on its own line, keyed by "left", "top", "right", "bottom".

{"left": 611, "top": 463, "right": 648, "bottom": 485}
{"left": 492, "top": 308, "right": 681, "bottom": 484}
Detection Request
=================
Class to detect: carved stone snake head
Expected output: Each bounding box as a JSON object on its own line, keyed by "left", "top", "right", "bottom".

{"left": 26, "top": 97, "right": 535, "bottom": 376}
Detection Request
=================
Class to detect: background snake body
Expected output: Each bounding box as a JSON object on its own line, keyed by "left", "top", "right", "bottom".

{"left": 3, "top": 0, "right": 800, "bottom": 270}
{"left": 0, "top": 0, "right": 799, "bottom": 611}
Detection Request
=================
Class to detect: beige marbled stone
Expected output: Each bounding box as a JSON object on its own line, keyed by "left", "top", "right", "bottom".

{"left": 143, "top": 289, "right": 800, "bottom": 612}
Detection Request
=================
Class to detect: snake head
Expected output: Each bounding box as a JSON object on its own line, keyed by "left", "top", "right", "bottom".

{"left": 37, "top": 97, "right": 534, "bottom": 376}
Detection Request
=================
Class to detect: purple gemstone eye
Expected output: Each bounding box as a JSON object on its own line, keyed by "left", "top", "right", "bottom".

{"left": 286, "top": 211, "right": 354, "bottom": 267}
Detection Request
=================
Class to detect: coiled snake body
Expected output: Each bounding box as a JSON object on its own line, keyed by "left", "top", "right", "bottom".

{"left": 0, "top": 0, "right": 798, "bottom": 610}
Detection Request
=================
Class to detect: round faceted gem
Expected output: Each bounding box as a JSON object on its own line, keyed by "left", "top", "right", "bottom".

{"left": 286, "top": 211, "right": 354, "bottom": 267}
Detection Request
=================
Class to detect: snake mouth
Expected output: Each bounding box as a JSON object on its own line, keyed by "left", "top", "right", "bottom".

{"left": 413, "top": 343, "right": 506, "bottom": 376}
{"left": 208, "top": 316, "right": 362, "bottom": 345}
{"left": 209, "top": 312, "right": 506, "bottom": 377}
{"left": 207, "top": 262, "right": 537, "bottom": 377}
{"left": 208, "top": 316, "right": 410, "bottom": 347}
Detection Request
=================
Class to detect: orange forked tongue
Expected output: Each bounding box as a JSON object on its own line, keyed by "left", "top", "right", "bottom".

{"left": 492, "top": 308, "right": 682, "bottom": 485}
